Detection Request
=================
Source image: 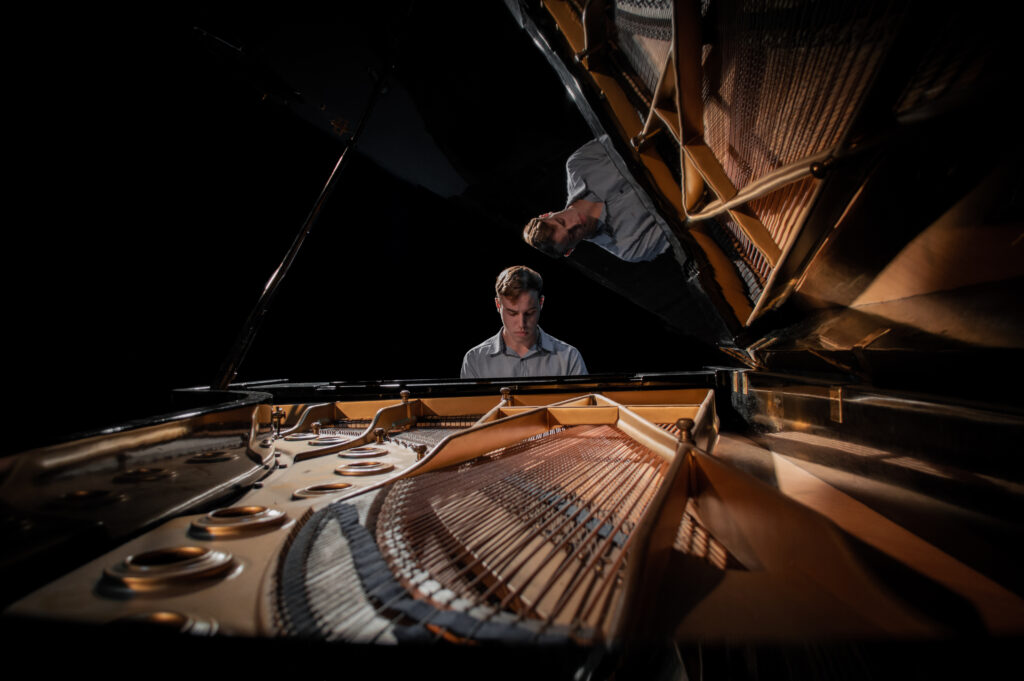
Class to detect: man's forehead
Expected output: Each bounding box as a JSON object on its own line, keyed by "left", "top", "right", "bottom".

{"left": 497, "top": 291, "right": 542, "bottom": 310}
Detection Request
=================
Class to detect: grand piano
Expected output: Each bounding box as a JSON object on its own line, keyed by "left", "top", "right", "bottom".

{"left": 3, "top": 2, "right": 1022, "bottom": 678}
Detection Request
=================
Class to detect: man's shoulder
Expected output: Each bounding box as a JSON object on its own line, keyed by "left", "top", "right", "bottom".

{"left": 566, "top": 136, "right": 624, "bottom": 201}
{"left": 463, "top": 332, "right": 500, "bottom": 359}
{"left": 461, "top": 332, "right": 504, "bottom": 379}
{"left": 539, "top": 329, "right": 581, "bottom": 355}
{"left": 567, "top": 137, "right": 613, "bottom": 170}
{"left": 539, "top": 328, "right": 587, "bottom": 375}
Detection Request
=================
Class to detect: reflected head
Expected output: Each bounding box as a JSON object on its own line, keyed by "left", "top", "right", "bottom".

{"left": 522, "top": 215, "right": 563, "bottom": 257}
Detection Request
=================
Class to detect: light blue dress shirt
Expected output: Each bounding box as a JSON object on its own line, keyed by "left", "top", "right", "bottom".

{"left": 460, "top": 327, "right": 587, "bottom": 378}
{"left": 565, "top": 135, "right": 671, "bottom": 262}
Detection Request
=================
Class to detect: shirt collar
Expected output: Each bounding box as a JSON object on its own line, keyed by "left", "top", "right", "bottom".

{"left": 487, "top": 327, "right": 553, "bottom": 356}
{"left": 536, "top": 327, "right": 555, "bottom": 353}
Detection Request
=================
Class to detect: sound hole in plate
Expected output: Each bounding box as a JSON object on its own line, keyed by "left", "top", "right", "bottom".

{"left": 335, "top": 461, "right": 394, "bottom": 476}
{"left": 190, "top": 506, "right": 287, "bottom": 537}
{"left": 104, "top": 546, "right": 235, "bottom": 591}
{"left": 309, "top": 436, "right": 347, "bottom": 446}
{"left": 284, "top": 433, "right": 317, "bottom": 441}
{"left": 340, "top": 446, "right": 387, "bottom": 459}
{"left": 128, "top": 546, "right": 209, "bottom": 569}
{"left": 293, "top": 481, "right": 353, "bottom": 499}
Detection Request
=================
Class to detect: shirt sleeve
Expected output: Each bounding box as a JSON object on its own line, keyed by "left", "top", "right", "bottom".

{"left": 460, "top": 352, "right": 478, "bottom": 379}
{"left": 568, "top": 348, "right": 588, "bottom": 376}
{"left": 565, "top": 138, "right": 611, "bottom": 205}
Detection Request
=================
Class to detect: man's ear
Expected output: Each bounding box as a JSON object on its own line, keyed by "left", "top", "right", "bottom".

{"left": 564, "top": 248, "right": 573, "bottom": 257}
{"left": 539, "top": 295, "right": 545, "bottom": 308}
{"left": 495, "top": 297, "right": 501, "bottom": 312}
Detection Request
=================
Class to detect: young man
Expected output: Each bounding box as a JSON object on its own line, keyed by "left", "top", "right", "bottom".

{"left": 522, "top": 135, "right": 671, "bottom": 262}
{"left": 460, "top": 266, "right": 587, "bottom": 379}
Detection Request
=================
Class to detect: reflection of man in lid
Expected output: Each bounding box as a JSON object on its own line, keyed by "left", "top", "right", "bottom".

{"left": 522, "top": 135, "right": 671, "bottom": 262}
{"left": 460, "top": 266, "right": 587, "bottom": 379}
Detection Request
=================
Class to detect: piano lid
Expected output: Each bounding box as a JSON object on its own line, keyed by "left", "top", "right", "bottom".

{"left": 507, "top": 0, "right": 1024, "bottom": 398}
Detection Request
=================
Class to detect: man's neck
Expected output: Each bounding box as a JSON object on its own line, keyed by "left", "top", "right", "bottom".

{"left": 502, "top": 328, "right": 538, "bottom": 357}
{"left": 569, "top": 198, "right": 604, "bottom": 238}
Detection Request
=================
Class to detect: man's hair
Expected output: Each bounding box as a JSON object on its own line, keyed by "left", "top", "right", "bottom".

{"left": 522, "top": 216, "right": 562, "bottom": 258}
{"left": 495, "top": 265, "right": 543, "bottom": 299}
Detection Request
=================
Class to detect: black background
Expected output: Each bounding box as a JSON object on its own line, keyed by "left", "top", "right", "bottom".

{"left": 6, "top": 5, "right": 715, "bottom": 452}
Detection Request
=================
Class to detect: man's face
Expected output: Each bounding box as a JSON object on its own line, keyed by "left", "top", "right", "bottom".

{"left": 540, "top": 207, "right": 586, "bottom": 256}
{"left": 495, "top": 290, "right": 544, "bottom": 346}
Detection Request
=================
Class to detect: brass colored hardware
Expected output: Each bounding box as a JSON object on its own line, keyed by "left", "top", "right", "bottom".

{"left": 401, "top": 390, "right": 410, "bottom": 404}
{"left": 292, "top": 481, "right": 353, "bottom": 499}
{"left": 104, "top": 546, "right": 234, "bottom": 591}
{"left": 574, "top": 43, "right": 602, "bottom": 64}
{"left": 272, "top": 407, "right": 286, "bottom": 436}
{"left": 340, "top": 446, "right": 388, "bottom": 459}
{"left": 309, "top": 436, "right": 347, "bottom": 446}
{"left": 191, "top": 505, "right": 287, "bottom": 538}
{"left": 374, "top": 428, "right": 386, "bottom": 443}
{"left": 412, "top": 444, "right": 428, "bottom": 461}
{"left": 631, "top": 127, "right": 662, "bottom": 151}
{"left": 335, "top": 461, "right": 395, "bottom": 476}
{"left": 312, "top": 421, "right": 321, "bottom": 435}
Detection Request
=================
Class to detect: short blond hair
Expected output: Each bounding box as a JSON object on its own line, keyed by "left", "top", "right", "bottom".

{"left": 495, "top": 265, "right": 543, "bottom": 298}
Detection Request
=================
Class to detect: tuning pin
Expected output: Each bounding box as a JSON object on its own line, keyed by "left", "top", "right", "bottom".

{"left": 374, "top": 428, "right": 386, "bottom": 444}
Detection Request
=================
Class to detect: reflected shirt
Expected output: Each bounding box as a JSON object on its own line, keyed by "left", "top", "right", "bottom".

{"left": 460, "top": 327, "right": 587, "bottom": 379}
{"left": 565, "top": 135, "right": 671, "bottom": 262}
